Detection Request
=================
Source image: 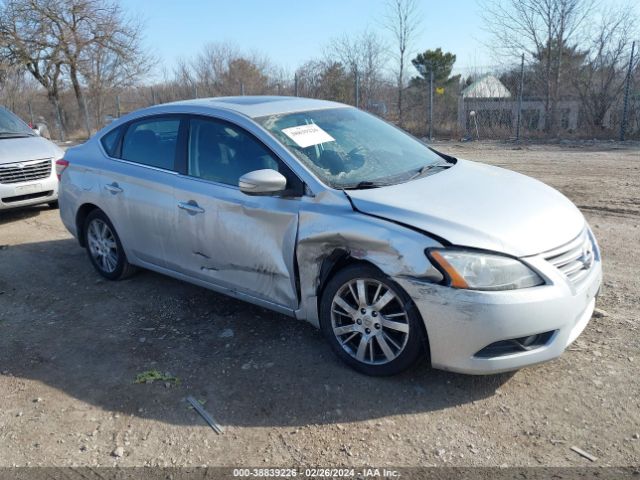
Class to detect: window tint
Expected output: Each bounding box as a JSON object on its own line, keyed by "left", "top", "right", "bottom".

{"left": 187, "top": 118, "right": 281, "bottom": 186}
{"left": 100, "top": 127, "right": 122, "bottom": 157}
{"left": 121, "top": 117, "right": 180, "bottom": 170}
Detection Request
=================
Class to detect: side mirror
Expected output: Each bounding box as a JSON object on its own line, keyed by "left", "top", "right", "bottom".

{"left": 239, "top": 169, "right": 287, "bottom": 195}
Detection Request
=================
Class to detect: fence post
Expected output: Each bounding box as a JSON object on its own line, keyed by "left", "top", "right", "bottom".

{"left": 620, "top": 40, "right": 636, "bottom": 141}
{"left": 516, "top": 53, "right": 525, "bottom": 142}
{"left": 116, "top": 95, "right": 121, "bottom": 118}
{"left": 355, "top": 69, "right": 360, "bottom": 108}
{"left": 428, "top": 69, "right": 434, "bottom": 141}
{"left": 294, "top": 73, "right": 299, "bottom": 97}
{"left": 27, "top": 99, "right": 34, "bottom": 125}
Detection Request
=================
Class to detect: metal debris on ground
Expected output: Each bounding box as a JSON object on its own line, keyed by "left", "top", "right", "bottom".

{"left": 570, "top": 446, "right": 597, "bottom": 462}
{"left": 187, "top": 395, "right": 224, "bottom": 434}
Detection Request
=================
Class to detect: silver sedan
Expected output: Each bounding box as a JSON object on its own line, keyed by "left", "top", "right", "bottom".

{"left": 58, "top": 97, "right": 602, "bottom": 376}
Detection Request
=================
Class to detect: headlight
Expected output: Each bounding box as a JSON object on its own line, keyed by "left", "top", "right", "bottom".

{"left": 428, "top": 249, "right": 545, "bottom": 291}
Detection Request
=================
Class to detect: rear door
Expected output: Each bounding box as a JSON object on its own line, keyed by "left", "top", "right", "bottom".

{"left": 98, "top": 115, "right": 183, "bottom": 268}
{"left": 172, "top": 115, "right": 303, "bottom": 309}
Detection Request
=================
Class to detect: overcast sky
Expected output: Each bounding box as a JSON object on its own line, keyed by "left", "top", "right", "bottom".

{"left": 122, "top": 0, "right": 639, "bottom": 79}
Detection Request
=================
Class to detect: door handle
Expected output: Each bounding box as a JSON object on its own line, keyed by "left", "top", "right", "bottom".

{"left": 178, "top": 201, "right": 205, "bottom": 214}
{"left": 104, "top": 183, "right": 123, "bottom": 194}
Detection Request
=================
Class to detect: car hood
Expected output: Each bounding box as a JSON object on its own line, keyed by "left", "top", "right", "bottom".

{"left": 0, "top": 136, "right": 63, "bottom": 165}
{"left": 345, "top": 159, "right": 585, "bottom": 257}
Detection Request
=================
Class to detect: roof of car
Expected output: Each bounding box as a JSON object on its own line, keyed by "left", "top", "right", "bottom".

{"left": 166, "top": 96, "right": 347, "bottom": 118}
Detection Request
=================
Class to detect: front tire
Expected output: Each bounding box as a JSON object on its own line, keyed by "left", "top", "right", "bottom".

{"left": 320, "top": 264, "right": 426, "bottom": 376}
{"left": 84, "top": 209, "right": 137, "bottom": 280}
{"left": 48, "top": 200, "right": 59, "bottom": 209}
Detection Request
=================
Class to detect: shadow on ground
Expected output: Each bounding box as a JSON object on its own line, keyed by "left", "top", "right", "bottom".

{"left": 0, "top": 238, "right": 512, "bottom": 428}
{"left": 0, "top": 205, "right": 48, "bottom": 226}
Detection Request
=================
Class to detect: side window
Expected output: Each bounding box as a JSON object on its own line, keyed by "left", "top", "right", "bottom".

{"left": 100, "top": 126, "right": 122, "bottom": 157}
{"left": 121, "top": 117, "right": 180, "bottom": 170}
{"left": 187, "top": 118, "right": 282, "bottom": 186}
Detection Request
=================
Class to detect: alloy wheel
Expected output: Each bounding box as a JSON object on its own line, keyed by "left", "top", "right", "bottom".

{"left": 87, "top": 218, "right": 119, "bottom": 273}
{"left": 330, "top": 278, "right": 410, "bottom": 365}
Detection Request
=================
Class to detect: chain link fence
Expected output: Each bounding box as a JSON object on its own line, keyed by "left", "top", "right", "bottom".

{"left": 3, "top": 48, "right": 638, "bottom": 143}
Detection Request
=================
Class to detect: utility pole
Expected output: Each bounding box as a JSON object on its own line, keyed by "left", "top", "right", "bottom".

{"left": 294, "top": 73, "right": 299, "bottom": 97}
{"left": 620, "top": 41, "right": 636, "bottom": 141}
{"left": 116, "top": 95, "right": 121, "bottom": 118}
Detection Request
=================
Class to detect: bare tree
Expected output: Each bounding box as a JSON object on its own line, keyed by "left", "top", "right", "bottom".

{"left": 573, "top": 5, "right": 638, "bottom": 131}
{"left": 20, "top": 0, "right": 149, "bottom": 136}
{"left": 384, "top": 0, "right": 420, "bottom": 125}
{"left": 481, "top": 0, "right": 594, "bottom": 130}
{"left": 0, "top": 0, "right": 67, "bottom": 138}
{"left": 327, "top": 30, "right": 387, "bottom": 108}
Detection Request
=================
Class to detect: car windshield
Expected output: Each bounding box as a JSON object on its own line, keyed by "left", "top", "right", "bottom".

{"left": 0, "top": 107, "right": 35, "bottom": 137}
{"left": 256, "top": 107, "right": 448, "bottom": 189}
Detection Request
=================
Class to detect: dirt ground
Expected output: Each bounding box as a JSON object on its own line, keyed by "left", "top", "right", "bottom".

{"left": 0, "top": 141, "right": 638, "bottom": 468}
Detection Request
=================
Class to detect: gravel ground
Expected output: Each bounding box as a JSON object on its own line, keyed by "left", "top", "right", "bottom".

{"left": 0, "top": 141, "right": 638, "bottom": 468}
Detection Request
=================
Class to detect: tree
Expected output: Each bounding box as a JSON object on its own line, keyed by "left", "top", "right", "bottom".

{"left": 326, "top": 30, "right": 386, "bottom": 108}
{"left": 480, "top": 0, "right": 594, "bottom": 130}
{"left": 21, "top": 0, "right": 149, "bottom": 136}
{"left": 295, "top": 60, "right": 353, "bottom": 103}
{"left": 175, "top": 42, "right": 277, "bottom": 97}
{"left": 410, "top": 48, "right": 460, "bottom": 87}
{"left": 384, "top": 0, "right": 420, "bottom": 125}
{"left": 573, "top": 6, "right": 638, "bottom": 131}
{"left": 0, "top": 0, "right": 67, "bottom": 138}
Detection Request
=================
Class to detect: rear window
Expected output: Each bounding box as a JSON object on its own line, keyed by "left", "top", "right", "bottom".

{"left": 100, "top": 127, "right": 122, "bottom": 157}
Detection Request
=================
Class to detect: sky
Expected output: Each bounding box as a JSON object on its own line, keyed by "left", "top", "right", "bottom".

{"left": 121, "top": 0, "right": 637, "bottom": 80}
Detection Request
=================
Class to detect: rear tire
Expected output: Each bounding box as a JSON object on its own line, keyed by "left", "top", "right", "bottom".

{"left": 83, "top": 209, "right": 137, "bottom": 280}
{"left": 320, "top": 264, "right": 426, "bottom": 376}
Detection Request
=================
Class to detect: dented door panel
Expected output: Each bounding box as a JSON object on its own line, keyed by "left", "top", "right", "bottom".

{"left": 173, "top": 175, "right": 300, "bottom": 309}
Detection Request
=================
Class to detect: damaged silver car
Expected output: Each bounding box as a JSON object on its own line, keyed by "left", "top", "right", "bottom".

{"left": 58, "top": 96, "right": 602, "bottom": 376}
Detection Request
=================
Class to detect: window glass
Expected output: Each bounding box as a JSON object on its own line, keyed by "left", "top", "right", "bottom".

{"left": 100, "top": 127, "right": 122, "bottom": 157}
{"left": 121, "top": 117, "right": 180, "bottom": 170}
{"left": 188, "top": 118, "right": 281, "bottom": 186}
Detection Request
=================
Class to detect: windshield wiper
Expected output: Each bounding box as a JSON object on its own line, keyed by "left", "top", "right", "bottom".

{"left": 341, "top": 180, "right": 391, "bottom": 190}
{"left": 407, "top": 161, "right": 451, "bottom": 181}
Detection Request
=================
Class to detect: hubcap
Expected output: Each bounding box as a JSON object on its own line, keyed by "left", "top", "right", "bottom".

{"left": 331, "top": 278, "right": 410, "bottom": 365}
{"left": 87, "top": 219, "right": 118, "bottom": 273}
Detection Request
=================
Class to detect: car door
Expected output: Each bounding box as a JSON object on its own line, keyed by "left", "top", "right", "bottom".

{"left": 172, "top": 115, "right": 303, "bottom": 309}
{"left": 99, "top": 115, "right": 183, "bottom": 269}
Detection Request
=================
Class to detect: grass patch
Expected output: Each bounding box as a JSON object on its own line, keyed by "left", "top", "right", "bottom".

{"left": 134, "top": 369, "right": 180, "bottom": 385}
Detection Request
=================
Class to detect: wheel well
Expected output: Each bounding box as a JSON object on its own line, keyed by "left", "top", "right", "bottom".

{"left": 75, "top": 203, "right": 100, "bottom": 247}
{"left": 316, "top": 249, "right": 377, "bottom": 300}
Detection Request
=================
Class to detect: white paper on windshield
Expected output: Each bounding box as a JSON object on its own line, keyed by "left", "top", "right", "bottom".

{"left": 282, "top": 124, "right": 335, "bottom": 148}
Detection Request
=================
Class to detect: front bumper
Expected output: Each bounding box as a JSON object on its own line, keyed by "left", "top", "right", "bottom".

{"left": 397, "top": 256, "right": 602, "bottom": 375}
{"left": 0, "top": 169, "right": 58, "bottom": 210}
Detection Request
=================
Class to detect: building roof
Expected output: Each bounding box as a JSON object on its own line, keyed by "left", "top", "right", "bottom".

{"left": 461, "top": 75, "right": 512, "bottom": 99}
{"left": 166, "top": 96, "right": 346, "bottom": 118}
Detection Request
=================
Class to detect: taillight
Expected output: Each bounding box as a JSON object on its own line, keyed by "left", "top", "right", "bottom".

{"left": 55, "top": 159, "right": 69, "bottom": 180}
